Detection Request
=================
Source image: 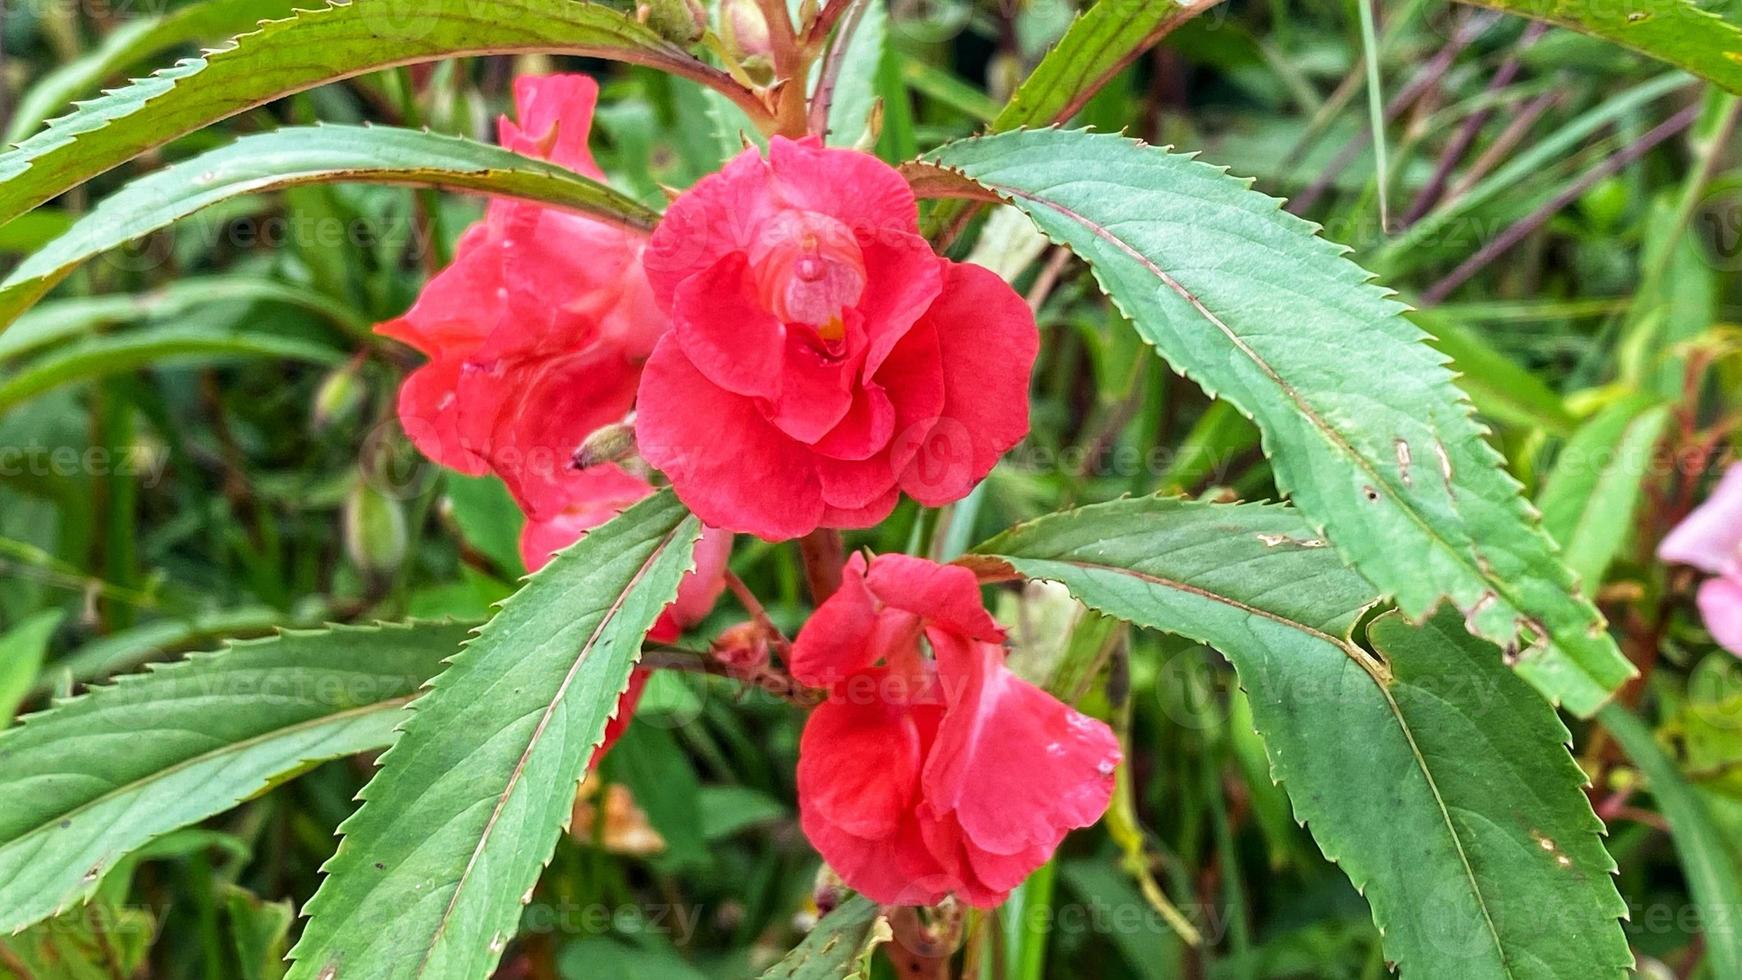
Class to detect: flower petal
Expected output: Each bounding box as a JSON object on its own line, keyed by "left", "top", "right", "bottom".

{"left": 864, "top": 554, "right": 1004, "bottom": 643}
{"left": 1662, "top": 464, "right": 1742, "bottom": 576}
{"left": 1700, "top": 572, "right": 1742, "bottom": 657}
{"left": 766, "top": 136, "right": 919, "bottom": 237}
{"left": 500, "top": 73, "right": 605, "bottom": 179}
{"left": 460, "top": 348, "right": 640, "bottom": 519}
{"left": 894, "top": 262, "right": 1036, "bottom": 506}
{"left": 636, "top": 337, "right": 825, "bottom": 540}
{"left": 924, "top": 633, "right": 1119, "bottom": 855}
{"left": 376, "top": 222, "right": 500, "bottom": 359}
{"left": 673, "top": 252, "right": 787, "bottom": 398}
{"left": 397, "top": 359, "right": 489, "bottom": 475}
{"left": 790, "top": 553, "right": 879, "bottom": 686}
{"left": 858, "top": 238, "right": 945, "bottom": 377}
{"left": 798, "top": 680, "right": 925, "bottom": 838}
{"left": 643, "top": 147, "right": 777, "bottom": 308}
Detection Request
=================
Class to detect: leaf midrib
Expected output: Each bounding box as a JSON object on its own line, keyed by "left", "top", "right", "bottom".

{"left": 986, "top": 177, "right": 1552, "bottom": 652}
{"left": 1, "top": 695, "right": 409, "bottom": 865}
{"left": 412, "top": 520, "right": 686, "bottom": 973}
{"left": 1023, "top": 555, "right": 1513, "bottom": 973}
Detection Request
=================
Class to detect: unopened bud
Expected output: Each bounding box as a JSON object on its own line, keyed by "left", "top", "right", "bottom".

{"left": 720, "top": 0, "right": 772, "bottom": 67}
{"left": 572, "top": 419, "right": 639, "bottom": 471}
{"left": 854, "top": 99, "right": 885, "bottom": 153}
{"left": 638, "top": 0, "right": 707, "bottom": 45}
{"left": 311, "top": 361, "right": 365, "bottom": 431}
{"left": 711, "top": 620, "right": 773, "bottom": 675}
{"left": 344, "top": 480, "right": 408, "bottom": 576}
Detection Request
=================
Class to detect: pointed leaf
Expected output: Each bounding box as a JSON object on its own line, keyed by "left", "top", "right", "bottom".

{"left": 6, "top": 0, "right": 308, "bottom": 144}
{"left": 0, "top": 124, "right": 658, "bottom": 330}
{"left": 973, "top": 496, "right": 1632, "bottom": 979}
{"left": 926, "top": 128, "right": 1632, "bottom": 715}
{"left": 0, "top": 323, "right": 343, "bottom": 414}
{"left": 0, "top": 621, "right": 474, "bottom": 935}
{"left": 758, "top": 896, "right": 887, "bottom": 980}
{"left": 287, "top": 491, "right": 701, "bottom": 980}
{"left": 0, "top": 0, "right": 762, "bottom": 230}
{"left": 1461, "top": 0, "right": 1742, "bottom": 94}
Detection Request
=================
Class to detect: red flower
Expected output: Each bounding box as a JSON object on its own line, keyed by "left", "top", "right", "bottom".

{"left": 636, "top": 138, "right": 1037, "bottom": 540}
{"left": 519, "top": 464, "right": 734, "bottom": 764}
{"left": 791, "top": 553, "right": 1118, "bottom": 907}
{"left": 381, "top": 74, "right": 663, "bottom": 518}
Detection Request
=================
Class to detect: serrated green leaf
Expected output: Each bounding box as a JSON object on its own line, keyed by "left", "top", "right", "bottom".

{"left": 1536, "top": 395, "right": 1671, "bottom": 592}
{"left": 0, "top": 620, "right": 473, "bottom": 935}
{"left": 0, "top": 124, "right": 658, "bottom": 331}
{"left": 1462, "top": 0, "right": 1742, "bottom": 94}
{"left": 0, "top": 323, "right": 343, "bottom": 415}
{"left": 924, "top": 0, "right": 1221, "bottom": 235}
{"left": 926, "top": 128, "right": 1632, "bottom": 715}
{"left": 288, "top": 491, "right": 701, "bottom": 980}
{"left": 757, "top": 896, "right": 886, "bottom": 980}
{"left": 36, "top": 605, "right": 298, "bottom": 696}
{"left": 0, "top": 0, "right": 763, "bottom": 230}
{"left": 6, "top": 0, "right": 308, "bottom": 145}
{"left": 974, "top": 495, "right": 1632, "bottom": 979}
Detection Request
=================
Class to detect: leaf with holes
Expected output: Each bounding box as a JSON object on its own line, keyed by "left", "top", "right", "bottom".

{"left": 0, "top": 124, "right": 658, "bottom": 331}
{"left": 971, "top": 495, "right": 1631, "bottom": 979}
{"left": 286, "top": 490, "right": 701, "bottom": 980}
{"left": 0, "top": 621, "right": 473, "bottom": 935}
{"left": 923, "top": 127, "right": 1632, "bottom": 715}
{"left": 0, "top": 0, "right": 763, "bottom": 230}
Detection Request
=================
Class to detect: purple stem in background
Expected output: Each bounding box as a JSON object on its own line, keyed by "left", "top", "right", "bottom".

{"left": 1401, "top": 22, "right": 1547, "bottom": 227}
{"left": 1449, "top": 86, "right": 1560, "bottom": 200}
{"left": 1420, "top": 103, "right": 1700, "bottom": 305}
{"left": 1286, "top": 11, "right": 1499, "bottom": 216}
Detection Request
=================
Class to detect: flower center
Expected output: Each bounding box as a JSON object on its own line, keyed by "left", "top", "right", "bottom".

{"left": 751, "top": 212, "right": 866, "bottom": 332}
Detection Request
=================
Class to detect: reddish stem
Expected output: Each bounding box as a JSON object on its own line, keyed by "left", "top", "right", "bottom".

{"left": 798, "top": 529, "right": 845, "bottom": 603}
